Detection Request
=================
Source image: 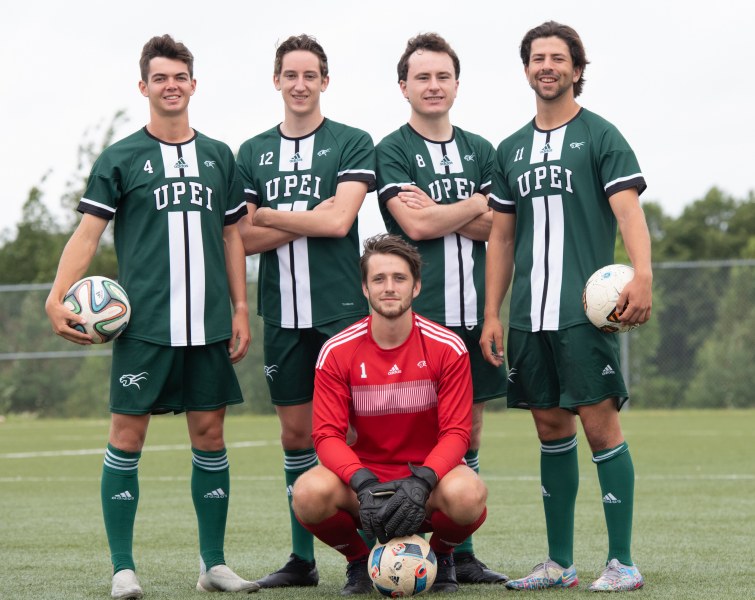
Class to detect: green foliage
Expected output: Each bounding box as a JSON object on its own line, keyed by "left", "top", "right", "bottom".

{"left": 685, "top": 266, "right": 755, "bottom": 407}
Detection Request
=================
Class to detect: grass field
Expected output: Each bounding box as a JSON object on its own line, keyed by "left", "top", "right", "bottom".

{"left": 1, "top": 409, "right": 753, "bottom": 599}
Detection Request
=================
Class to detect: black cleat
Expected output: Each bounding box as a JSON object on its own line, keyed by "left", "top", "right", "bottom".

{"left": 430, "top": 553, "right": 459, "bottom": 593}
{"left": 255, "top": 553, "right": 319, "bottom": 588}
{"left": 342, "top": 557, "right": 373, "bottom": 596}
{"left": 454, "top": 551, "right": 509, "bottom": 584}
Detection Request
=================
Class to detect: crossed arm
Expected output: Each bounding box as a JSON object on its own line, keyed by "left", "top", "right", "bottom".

{"left": 238, "top": 180, "right": 369, "bottom": 255}
{"left": 386, "top": 185, "right": 492, "bottom": 241}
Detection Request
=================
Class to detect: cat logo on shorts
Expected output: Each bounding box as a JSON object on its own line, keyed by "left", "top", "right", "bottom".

{"left": 120, "top": 372, "right": 149, "bottom": 389}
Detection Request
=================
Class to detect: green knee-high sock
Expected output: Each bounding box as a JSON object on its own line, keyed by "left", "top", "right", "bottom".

{"left": 191, "top": 447, "right": 230, "bottom": 570}
{"left": 594, "top": 442, "right": 634, "bottom": 566}
{"left": 453, "top": 448, "right": 480, "bottom": 556}
{"left": 541, "top": 435, "right": 579, "bottom": 568}
{"left": 284, "top": 448, "right": 318, "bottom": 562}
{"left": 101, "top": 444, "right": 140, "bottom": 574}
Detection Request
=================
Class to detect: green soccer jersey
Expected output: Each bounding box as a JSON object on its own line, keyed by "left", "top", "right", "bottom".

{"left": 237, "top": 118, "right": 375, "bottom": 328}
{"left": 376, "top": 124, "right": 495, "bottom": 327}
{"left": 491, "top": 108, "right": 646, "bottom": 332}
{"left": 78, "top": 127, "right": 246, "bottom": 346}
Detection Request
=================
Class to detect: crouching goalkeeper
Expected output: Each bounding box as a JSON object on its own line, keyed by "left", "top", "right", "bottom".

{"left": 291, "top": 234, "right": 489, "bottom": 595}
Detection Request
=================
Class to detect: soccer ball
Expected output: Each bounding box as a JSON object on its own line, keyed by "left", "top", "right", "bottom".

{"left": 63, "top": 276, "right": 131, "bottom": 343}
{"left": 582, "top": 264, "right": 637, "bottom": 333}
{"left": 368, "top": 535, "right": 437, "bottom": 597}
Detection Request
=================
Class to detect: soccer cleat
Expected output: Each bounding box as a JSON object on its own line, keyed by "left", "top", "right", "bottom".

{"left": 454, "top": 551, "right": 509, "bottom": 584}
{"left": 341, "top": 557, "right": 372, "bottom": 596}
{"left": 430, "top": 552, "right": 459, "bottom": 593}
{"left": 111, "top": 569, "right": 143, "bottom": 600}
{"left": 196, "top": 564, "right": 260, "bottom": 593}
{"left": 505, "top": 559, "right": 579, "bottom": 590}
{"left": 589, "top": 559, "right": 644, "bottom": 592}
{"left": 254, "top": 553, "right": 319, "bottom": 588}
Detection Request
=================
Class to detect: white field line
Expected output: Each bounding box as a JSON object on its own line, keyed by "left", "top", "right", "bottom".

{"left": 0, "top": 439, "right": 275, "bottom": 459}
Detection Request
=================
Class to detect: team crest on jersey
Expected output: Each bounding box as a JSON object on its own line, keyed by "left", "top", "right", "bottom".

{"left": 439, "top": 155, "right": 453, "bottom": 167}
{"left": 173, "top": 157, "right": 190, "bottom": 169}
{"left": 317, "top": 148, "right": 331, "bottom": 156}
{"left": 539, "top": 143, "right": 553, "bottom": 154}
{"left": 569, "top": 142, "right": 586, "bottom": 150}
{"left": 289, "top": 152, "right": 303, "bottom": 163}
{"left": 204, "top": 160, "right": 216, "bottom": 168}
{"left": 464, "top": 153, "right": 476, "bottom": 162}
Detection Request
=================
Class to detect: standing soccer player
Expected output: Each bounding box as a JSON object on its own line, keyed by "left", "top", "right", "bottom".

{"left": 292, "top": 233, "right": 490, "bottom": 595}
{"left": 375, "top": 33, "right": 508, "bottom": 585}
{"left": 481, "top": 21, "right": 652, "bottom": 592}
{"left": 236, "top": 34, "right": 375, "bottom": 588}
{"left": 45, "top": 35, "right": 258, "bottom": 598}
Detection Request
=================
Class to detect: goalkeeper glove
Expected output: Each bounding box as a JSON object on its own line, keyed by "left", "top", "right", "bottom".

{"left": 379, "top": 464, "right": 438, "bottom": 541}
{"left": 350, "top": 468, "right": 396, "bottom": 540}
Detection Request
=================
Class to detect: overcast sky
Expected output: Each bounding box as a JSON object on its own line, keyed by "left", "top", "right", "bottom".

{"left": 2, "top": 1, "right": 753, "bottom": 242}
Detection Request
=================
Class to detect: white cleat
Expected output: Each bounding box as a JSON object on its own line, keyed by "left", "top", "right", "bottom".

{"left": 111, "top": 569, "right": 143, "bottom": 599}
{"left": 197, "top": 564, "right": 260, "bottom": 593}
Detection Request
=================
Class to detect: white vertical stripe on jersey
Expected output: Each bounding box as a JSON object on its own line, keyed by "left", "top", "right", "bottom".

{"left": 160, "top": 141, "right": 200, "bottom": 178}
{"left": 168, "top": 213, "right": 188, "bottom": 343}
{"left": 542, "top": 196, "right": 564, "bottom": 330}
{"left": 545, "top": 127, "right": 565, "bottom": 160}
{"left": 529, "top": 195, "right": 565, "bottom": 331}
{"left": 443, "top": 234, "right": 478, "bottom": 326}
{"left": 168, "top": 212, "right": 206, "bottom": 345}
{"left": 186, "top": 212, "right": 206, "bottom": 344}
{"left": 277, "top": 201, "right": 312, "bottom": 328}
{"left": 529, "top": 130, "right": 548, "bottom": 164}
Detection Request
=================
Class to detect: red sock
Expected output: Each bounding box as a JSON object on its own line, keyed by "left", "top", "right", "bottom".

{"left": 298, "top": 510, "right": 369, "bottom": 562}
{"left": 429, "top": 507, "right": 487, "bottom": 554}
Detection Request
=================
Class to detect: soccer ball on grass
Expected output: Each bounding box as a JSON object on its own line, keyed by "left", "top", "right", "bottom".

{"left": 368, "top": 534, "right": 437, "bottom": 597}
{"left": 582, "top": 264, "right": 638, "bottom": 333}
{"left": 63, "top": 276, "right": 131, "bottom": 343}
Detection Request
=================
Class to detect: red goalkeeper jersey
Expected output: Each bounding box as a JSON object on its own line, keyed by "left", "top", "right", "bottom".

{"left": 313, "top": 313, "right": 472, "bottom": 484}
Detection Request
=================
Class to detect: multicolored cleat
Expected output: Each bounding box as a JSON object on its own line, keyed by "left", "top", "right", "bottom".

{"left": 505, "top": 559, "right": 578, "bottom": 590}
{"left": 589, "top": 558, "right": 644, "bottom": 592}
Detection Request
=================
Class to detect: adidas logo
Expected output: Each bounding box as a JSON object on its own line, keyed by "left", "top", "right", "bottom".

{"left": 439, "top": 155, "right": 453, "bottom": 166}
{"left": 203, "top": 488, "right": 228, "bottom": 499}
{"left": 387, "top": 364, "right": 402, "bottom": 375}
{"left": 601, "top": 364, "right": 616, "bottom": 376}
{"left": 541, "top": 486, "right": 550, "bottom": 498}
{"left": 540, "top": 143, "right": 553, "bottom": 154}
{"left": 174, "top": 157, "right": 190, "bottom": 169}
{"left": 289, "top": 152, "right": 303, "bottom": 163}
{"left": 603, "top": 492, "right": 621, "bottom": 504}
{"left": 111, "top": 491, "right": 135, "bottom": 501}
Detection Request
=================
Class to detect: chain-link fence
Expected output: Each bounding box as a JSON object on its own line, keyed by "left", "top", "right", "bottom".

{"left": 2, "top": 260, "right": 753, "bottom": 416}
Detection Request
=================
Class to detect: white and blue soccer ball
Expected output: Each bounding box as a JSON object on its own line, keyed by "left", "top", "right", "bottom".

{"left": 63, "top": 275, "right": 131, "bottom": 344}
{"left": 368, "top": 534, "right": 437, "bottom": 597}
{"left": 582, "top": 264, "right": 637, "bottom": 334}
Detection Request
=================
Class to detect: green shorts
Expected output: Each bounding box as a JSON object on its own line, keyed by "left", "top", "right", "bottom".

{"left": 449, "top": 324, "right": 507, "bottom": 404}
{"left": 506, "top": 324, "right": 628, "bottom": 411}
{"left": 263, "top": 317, "right": 364, "bottom": 406}
{"left": 110, "top": 338, "right": 243, "bottom": 415}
